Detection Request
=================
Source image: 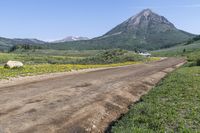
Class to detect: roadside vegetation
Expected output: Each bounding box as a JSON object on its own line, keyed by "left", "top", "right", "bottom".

{"left": 0, "top": 62, "right": 140, "bottom": 79}
{"left": 0, "top": 49, "right": 159, "bottom": 79}
{"left": 0, "top": 49, "right": 157, "bottom": 65}
{"left": 70, "top": 49, "right": 150, "bottom": 64}
{"left": 111, "top": 38, "right": 200, "bottom": 132}
{"left": 112, "top": 66, "right": 200, "bottom": 132}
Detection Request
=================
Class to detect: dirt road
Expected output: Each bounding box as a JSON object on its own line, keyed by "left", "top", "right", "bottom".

{"left": 0, "top": 58, "right": 185, "bottom": 133}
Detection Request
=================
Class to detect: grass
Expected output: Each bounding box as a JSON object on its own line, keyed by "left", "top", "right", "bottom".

{"left": 0, "top": 49, "right": 160, "bottom": 79}
{"left": 12, "top": 49, "right": 102, "bottom": 57}
{"left": 0, "top": 61, "right": 142, "bottom": 79}
{"left": 0, "top": 52, "right": 81, "bottom": 65}
{"left": 151, "top": 40, "right": 200, "bottom": 57}
{"left": 0, "top": 50, "right": 148, "bottom": 65}
{"left": 111, "top": 66, "right": 200, "bottom": 133}
{"left": 0, "top": 57, "right": 159, "bottom": 79}
{"left": 0, "top": 50, "right": 103, "bottom": 65}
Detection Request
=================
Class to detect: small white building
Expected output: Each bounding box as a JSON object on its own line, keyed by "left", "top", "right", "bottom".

{"left": 139, "top": 52, "right": 151, "bottom": 57}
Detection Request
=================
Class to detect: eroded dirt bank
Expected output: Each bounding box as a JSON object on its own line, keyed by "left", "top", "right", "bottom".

{"left": 0, "top": 58, "right": 186, "bottom": 133}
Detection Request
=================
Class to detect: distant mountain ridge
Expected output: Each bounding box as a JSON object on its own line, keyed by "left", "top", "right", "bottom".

{"left": 0, "top": 37, "right": 46, "bottom": 51}
{"left": 52, "top": 36, "right": 89, "bottom": 43}
{"left": 0, "top": 36, "right": 90, "bottom": 51}
{"left": 12, "top": 38, "right": 45, "bottom": 44}
{"left": 48, "top": 9, "right": 195, "bottom": 51}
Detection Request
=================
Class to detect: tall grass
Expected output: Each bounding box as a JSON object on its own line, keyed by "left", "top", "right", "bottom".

{"left": 112, "top": 66, "right": 200, "bottom": 132}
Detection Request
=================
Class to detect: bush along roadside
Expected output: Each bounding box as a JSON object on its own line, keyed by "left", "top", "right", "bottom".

{"left": 69, "top": 49, "right": 149, "bottom": 65}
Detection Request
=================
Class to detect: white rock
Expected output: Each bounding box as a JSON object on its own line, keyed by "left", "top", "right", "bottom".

{"left": 4, "top": 61, "right": 23, "bottom": 69}
{"left": 92, "top": 125, "right": 96, "bottom": 129}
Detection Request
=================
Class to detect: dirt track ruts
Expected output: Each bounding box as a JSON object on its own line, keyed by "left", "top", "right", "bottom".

{"left": 0, "top": 58, "right": 186, "bottom": 133}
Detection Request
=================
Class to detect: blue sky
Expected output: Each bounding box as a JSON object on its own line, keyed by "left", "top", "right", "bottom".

{"left": 0, "top": 0, "right": 200, "bottom": 41}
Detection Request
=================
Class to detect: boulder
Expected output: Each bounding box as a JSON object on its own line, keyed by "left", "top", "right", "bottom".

{"left": 4, "top": 61, "right": 23, "bottom": 69}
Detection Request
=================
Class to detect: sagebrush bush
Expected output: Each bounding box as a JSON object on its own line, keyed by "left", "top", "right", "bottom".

{"left": 196, "top": 59, "right": 200, "bottom": 66}
{"left": 72, "top": 49, "right": 146, "bottom": 64}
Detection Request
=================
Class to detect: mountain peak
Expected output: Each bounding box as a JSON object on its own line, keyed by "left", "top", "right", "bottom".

{"left": 104, "top": 9, "right": 176, "bottom": 37}
{"left": 141, "top": 8, "right": 153, "bottom": 14}
{"left": 141, "top": 9, "right": 154, "bottom": 17}
{"left": 130, "top": 9, "right": 153, "bottom": 20}
{"left": 129, "top": 9, "right": 172, "bottom": 26}
{"left": 52, "top": 36, "right": 89, "bottom": 43}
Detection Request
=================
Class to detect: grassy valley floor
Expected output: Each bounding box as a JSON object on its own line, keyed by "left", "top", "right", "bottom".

{"left": 0, "top": 62, "right": 141, "bottom": 79}
{"left": 111, "top": 65, "right": 200, "bottom": 133}
{"left": 0, "top": 49, "right": 159, "bottom": 79}
{"left": 0, "top": 57, "right": 159, "bottom": 79}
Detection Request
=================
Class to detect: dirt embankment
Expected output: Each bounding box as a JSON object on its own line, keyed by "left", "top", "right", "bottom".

{"left": 0, "top": 58, "right": 186, "bottom": 133}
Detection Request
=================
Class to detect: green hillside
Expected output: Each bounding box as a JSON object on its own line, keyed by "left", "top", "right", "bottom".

{"left": 151, "top": 36, "right": 200, "bottom": 57}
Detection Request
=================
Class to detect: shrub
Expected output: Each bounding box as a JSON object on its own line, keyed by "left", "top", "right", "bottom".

{"left": 72, "top": 49, "right": 146, "bottom": 64}
{"left": 196, "top": 59, "right": 200, "bottom": 66}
